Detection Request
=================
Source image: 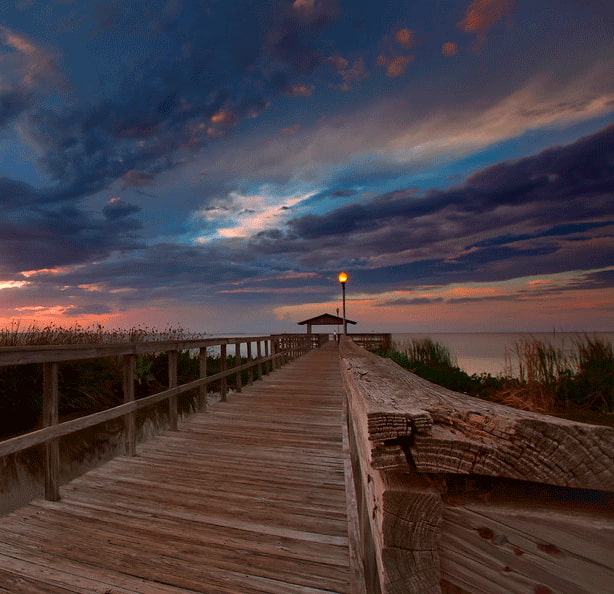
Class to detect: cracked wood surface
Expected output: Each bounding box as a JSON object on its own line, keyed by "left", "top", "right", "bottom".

{"left": 339, "top": 339, "right": 614, "bottom": 491}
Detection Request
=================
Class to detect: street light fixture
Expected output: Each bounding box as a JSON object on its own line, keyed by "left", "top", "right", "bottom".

{"left": 338, "top": 272, "right": 348, "bottom": 335}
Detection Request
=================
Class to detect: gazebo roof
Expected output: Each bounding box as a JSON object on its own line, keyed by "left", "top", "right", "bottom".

{"left": 297, "top": 313, "right": 357, "bottom": 326}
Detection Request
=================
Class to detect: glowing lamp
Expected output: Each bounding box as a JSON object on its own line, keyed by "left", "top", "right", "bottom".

{"left": 338, "top": 272, "right": 348, "bottom": 335}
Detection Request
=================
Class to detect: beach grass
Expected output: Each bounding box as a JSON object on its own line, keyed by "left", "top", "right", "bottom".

{"left": 0, "top": 323, "right": 226, "bottom": 439}
{"left": 378, "top": 335, "right": 614, "bottom": 416}
{"left": 0, "top": 321, "right": 200, "bottom": 346}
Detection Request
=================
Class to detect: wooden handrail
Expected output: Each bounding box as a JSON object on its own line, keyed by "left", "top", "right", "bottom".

{"left": 340, "top": 336, "right": 614, "bottom": 593}
{"left": 0, "top": 333, "right": 317, "bottom": 502}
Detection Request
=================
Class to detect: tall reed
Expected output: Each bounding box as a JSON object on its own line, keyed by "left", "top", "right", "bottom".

{"left": 0, "top": 321, "right": 203, "bottom": 346}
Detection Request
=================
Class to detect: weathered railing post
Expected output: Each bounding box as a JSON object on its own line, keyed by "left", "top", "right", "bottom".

{"left": 123, "top": 354, "right": 136, "bottom": 456}
{"left": 246, "top": 341, "right": 254, "bottom": 385}
{"left": 43, "top": 361, "right": 60, "bottom": 501}
{"left": 264, "top": 340, "right": 271, "bottom": 374}
{"left": 199, "top": 347, "right": 207, "bottom": 411}
{"left": 235, "top": 342, "right": 242, "bottom": 393}
{"left": 220, "top": 343, "right": 227, "bottom": 400}
{"left": 168, "top": 350, "right": 178, "bottom": 430}
{"left": 271, "top": 338, "right": 279, "bottom": 371}
{"left": 340, "top": 337, "right": 614, "bottom": 593}
{"left": 257, "top": 340, "right": 263, "bottom": 378}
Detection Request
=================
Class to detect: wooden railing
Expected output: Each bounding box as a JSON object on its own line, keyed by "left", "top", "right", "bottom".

{"left": 348, "top": 333, "right": 392, "bottom": 352}
{"left": 0, "top": 333, "right": 317, "bottom": 503}
{"left": 340, "top": 336, "right": 614, "bottom": 593}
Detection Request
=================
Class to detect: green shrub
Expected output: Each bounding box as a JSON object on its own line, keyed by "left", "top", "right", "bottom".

{"left": 380, "top": 335, "right": 613, "bottom": 414}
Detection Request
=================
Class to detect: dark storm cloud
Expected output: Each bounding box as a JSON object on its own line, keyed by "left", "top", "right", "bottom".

{"left": 377, "top": 297, "right": 445, "bottom": 306}
{"left": 282, "top": 123, "right": 614, "bottom": 284}
{"left": 102, "top": 198, "right": 141, "bottom": 220}
{"left": 11, "top": 0, "right": 341, "bottom": 212}
{"left": 0, "top": 201, "right": 143, "bottom": 274}
{"left": 0, "top": 0, "right": 346, "bottom": 280}
{"left": 0, "top": 177, "right": 40, "bottom": 207}
{"left": 63, "top": 304, "right": 113, "bottom": 317}
{"left": 0, "top": 88, "right": 32, "bottom": 127}
{"left": 267, "top": 0, "right": 339, "bottom": 75}
{"left": 564, "top": 269, "right": 614, "bottom": 291}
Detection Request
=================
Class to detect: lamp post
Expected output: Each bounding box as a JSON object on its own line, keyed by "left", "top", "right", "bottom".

{"left": 338, "top": 272, "right": 348, "bottom": 335}
{"left": 336, "top": 307, "right": 340, "bottom": 338}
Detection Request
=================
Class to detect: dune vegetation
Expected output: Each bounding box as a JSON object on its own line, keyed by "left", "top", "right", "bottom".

{"left": 0, "top": 323, "right": 246, "bottom": 439}
{"left": 378, "top": 336, "right": 614, "bottom": 422}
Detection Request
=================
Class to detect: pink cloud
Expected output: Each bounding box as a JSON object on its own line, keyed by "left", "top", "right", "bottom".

{"left": 394, "top": 28, "right": 416, "bottom": 49}
{"left": 0, "top": 26, "right": 61, "bottom": 89}
{"left": 329, "top": 56, "right": 369, "bottom": 90}
{"left": 284, "top": 84, "right": 315, "bottom": 97}
{"left": 457, "top": 0, "right": 515, "bottom": 43}
{"left": 377, "top": 54, "right": 414, "bottom": 78}
{"left": 441, "top": 42, "right": 459, "bottom": 57}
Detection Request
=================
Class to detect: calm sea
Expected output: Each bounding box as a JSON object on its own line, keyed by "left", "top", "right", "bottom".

{"left": 391, "top": 332, "right": 614, "bottom": 377}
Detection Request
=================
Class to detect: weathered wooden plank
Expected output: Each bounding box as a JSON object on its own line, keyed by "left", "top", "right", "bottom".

{"left": 0, "top": 541, "right": 188, "bottom": 593}
{"left": 440, "top": 501, "right": 614, "bottom": 593}
{"left": 340, "top": 335, "right": 614, "bottom": 593}
{"left": 42, "top": 361, "right": 59, "bottom": 502}
{"left": 340, "top": 338, "right": 614, "bottom": 491}
{"left": 123, "top": 353, "right": 136, "bottom": 456}
{"left": 0, "top": 354, "right": 280, "bottom": 459}
{"left": 0, "top": 341, "right": 351, "bottom": 593}
{"left": 0, "top": 335, "right": 276, "bottom": 366}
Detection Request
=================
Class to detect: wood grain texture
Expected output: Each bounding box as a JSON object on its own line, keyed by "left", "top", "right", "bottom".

{"left": 441, "top": 501, "right": 614, "bottom": 593}
{"left": 343, "top": 353, "right": 443, "bottom": 593}
{"left": 0, "top": 342, "right": 351, "bottom": 593}
{"left": 339, "top": 338, "right": 614, "bottom": 491}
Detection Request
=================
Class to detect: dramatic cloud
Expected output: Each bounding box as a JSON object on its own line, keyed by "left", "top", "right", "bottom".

{"left": 0, "top": 1, "right": 611, "bottom": 332}
{"left": 457, "top": 0, "right": 515, "bottom": 43}
{"left": 283, "top": 124, "right": 614, "bottom": 282}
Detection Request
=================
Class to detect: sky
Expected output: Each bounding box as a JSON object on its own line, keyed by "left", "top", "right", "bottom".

{"left": 0, "top": 0, "right": 612, "bottom": 334}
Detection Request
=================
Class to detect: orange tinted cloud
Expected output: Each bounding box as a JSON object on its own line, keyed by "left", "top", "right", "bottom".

{"left": 458, "top": 0, "right": 515, "bottom": 42}
{"left": 328, "top": 55, "right": 349, "bottom": 71}
{"left": 281, "top": 124, "right": 301, "bottom": 135}
{"left": 441, "top": 42, "right": 459, "bottom": 56}
{"left": 377, "top": 54, "right": 414, "bottom": 78}
{"left": 394, "top": 28, "right": 415, "bottom": 49}
{"left": 329, "top": 56, "right": 368, "bottom": 90}
{"left": 210, "top": 109, "right": 235, "bottom": 125}
{"left": 284, "top": 84, "right": 314, "bottom": 97}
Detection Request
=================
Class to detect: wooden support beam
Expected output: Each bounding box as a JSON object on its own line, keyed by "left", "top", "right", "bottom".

{"left": 264, "top": 341, "right": 270, "bottom": 375}
{"left": 220, "top": 344, "right": 227, "bottom": 401}
{"left": 339, "top": 336, "right": 614, "bottom": 593}
{"left": 42, "top": 361, "right": 60, "bottom": 502}
{"left": 246, "top": 341, "right": 253, "bottom": 384}
{"left": 235, "top": 342, "right": 242, "bottom": 393}
{"left": 199, "top": 347, "right": 207, "bottom": 411}
{"left": 123, "top": 354, "right": 136, "bottom": 456}
{"left": 168, "top": 350, "right": 178, "bottom": 430}
{"left": 256, "top": 340, "right": 263, "bottom": 379}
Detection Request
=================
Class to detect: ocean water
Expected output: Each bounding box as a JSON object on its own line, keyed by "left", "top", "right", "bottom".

{"left": 391, "top": 332, "right": 614, "bottom": 377}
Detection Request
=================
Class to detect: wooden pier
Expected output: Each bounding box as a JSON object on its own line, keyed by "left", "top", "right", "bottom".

{"left": 1, "top": 334, "right": 613, "bottom": 593}
{"left": 0, "top": 341, "right": 353, "bottom": 593}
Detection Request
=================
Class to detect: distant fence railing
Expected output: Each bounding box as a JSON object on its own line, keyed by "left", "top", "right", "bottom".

{"left": 347, "top": 333, "right": 392, "bottom": 352}
{"left": 340, "top": 336, "right": 614, "bottom": 593}
{"left": 0, "top": 333, "right": 319, "bottom": 503}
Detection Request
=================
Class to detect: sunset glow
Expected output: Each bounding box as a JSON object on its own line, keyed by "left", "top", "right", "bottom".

{"left": 0, "top": 1, "right": 611, "bottom": 334}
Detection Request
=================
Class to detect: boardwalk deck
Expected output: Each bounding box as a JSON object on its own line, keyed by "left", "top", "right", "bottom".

{"left": 0, "top": 342, "right": 351, "bottom": 593}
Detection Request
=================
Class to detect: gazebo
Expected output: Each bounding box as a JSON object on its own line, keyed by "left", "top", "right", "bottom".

{"left": 297, "top": 313, "right": 357, "bottom": 334}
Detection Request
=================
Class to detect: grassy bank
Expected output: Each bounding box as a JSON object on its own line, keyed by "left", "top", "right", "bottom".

{"left": 0, "top": 323, "right": 251, "bottom": 439}
{"left": 377, "top": 336, "right": 614, "bottom": 420}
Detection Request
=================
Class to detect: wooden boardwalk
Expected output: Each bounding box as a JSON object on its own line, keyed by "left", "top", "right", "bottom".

{"left": 0, "top": 342, "right": 352, "bottom": 593}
